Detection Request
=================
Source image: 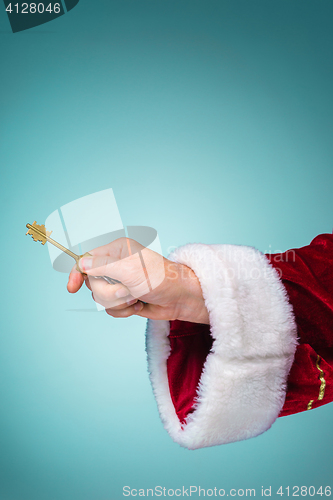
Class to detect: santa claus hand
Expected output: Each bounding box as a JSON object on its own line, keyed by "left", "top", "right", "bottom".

{"left": 67, "top": 237, "right": 209, "bottom": 323}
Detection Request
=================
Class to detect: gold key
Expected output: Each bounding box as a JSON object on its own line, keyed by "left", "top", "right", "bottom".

{"left": 26, "top": 221, "right": 120, "bottom": 285}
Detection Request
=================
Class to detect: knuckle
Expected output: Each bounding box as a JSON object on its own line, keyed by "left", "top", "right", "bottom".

{"left": 131, "top": 282, "right": 150, "bottom": 297}
{"left": 106, "top": 308, "right": 117, "bottom": 317}
{"left": 92, "top": 292, "right": 107, "bottom": 309}
{"left": 98, "top": 257, "right": 109, "bottom": 275}
{"left": 106, "top": 307, "right": 132, "bottom": 318}
{"left": 99, "top": 285, "right": 112, "bottom": 302}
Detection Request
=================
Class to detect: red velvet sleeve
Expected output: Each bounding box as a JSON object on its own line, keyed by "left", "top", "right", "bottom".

{"left": 168, "top": 233, "right": 333, "bottom": 423}
{"left": 266, "top": 233, "right": 333, "bottom": 416}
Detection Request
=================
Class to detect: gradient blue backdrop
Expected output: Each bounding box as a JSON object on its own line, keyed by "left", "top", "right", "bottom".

{"left": 0, "top": 1, "right": 332, "bottom": 499}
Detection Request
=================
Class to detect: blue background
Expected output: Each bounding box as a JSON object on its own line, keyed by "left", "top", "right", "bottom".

{"left": 0, "top": 1, "right": 332, "bottom": 499}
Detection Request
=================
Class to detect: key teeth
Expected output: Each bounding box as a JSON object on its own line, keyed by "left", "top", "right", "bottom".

{"left": 26, "top": 222, "right": 51, "bottom": 245}
{"left": 28, "top": 231, "right": 46, "bottom": 244}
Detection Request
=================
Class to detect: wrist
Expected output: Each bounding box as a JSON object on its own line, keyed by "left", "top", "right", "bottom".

{"left": 174, "top": 262, "right": 210, "bottom": 324}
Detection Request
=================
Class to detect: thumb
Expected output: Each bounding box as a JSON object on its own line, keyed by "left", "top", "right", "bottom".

{"left": 79, "top": 255, "right": 119, "bottom": 278}
{"left": 79, "top": 253, "right": 150, "bottom": 297}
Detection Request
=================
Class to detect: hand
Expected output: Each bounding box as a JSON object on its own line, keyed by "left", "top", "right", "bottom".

{"left": 67, "top": 237, "right": 209, "bottom": 323}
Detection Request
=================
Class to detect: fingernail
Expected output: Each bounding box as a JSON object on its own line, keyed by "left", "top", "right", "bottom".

{"left": 115, "top": 287, "right": 128, "bottom": 299}
{"left": 79, "top": 258, "right": 92, "bottom": 271}
{"left": 134, "top": 301, "right": 143, "bottom": 312}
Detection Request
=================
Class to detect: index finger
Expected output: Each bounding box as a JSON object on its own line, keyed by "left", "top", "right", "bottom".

{"left": 87, "top": 237, "right": 142, "bottom": 260}
{"left": 87, "top": 239, "right": 125, "bottom": 259}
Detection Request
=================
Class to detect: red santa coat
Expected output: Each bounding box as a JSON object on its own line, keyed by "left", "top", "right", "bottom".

{"left": 145, "top": 233, "right": 333, "bottom": 449}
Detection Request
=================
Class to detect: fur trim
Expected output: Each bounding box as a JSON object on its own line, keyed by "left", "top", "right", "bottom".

{"left": 146, "top": 244, "right": 298, "bottom": 449}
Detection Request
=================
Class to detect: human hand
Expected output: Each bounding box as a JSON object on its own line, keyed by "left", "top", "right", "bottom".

{"left": 67, "top": 237, "right": 209, "bottom": 323}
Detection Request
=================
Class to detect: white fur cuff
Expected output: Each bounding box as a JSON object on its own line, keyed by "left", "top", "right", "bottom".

{"left": 146, "top": 244, "right": 298, "bottom": 449}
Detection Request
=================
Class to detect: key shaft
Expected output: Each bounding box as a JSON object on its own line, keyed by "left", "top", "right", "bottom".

{"left": 26, "top": 222, "right": 121, "bottom": 285}
{"left": 26, "top": 223, "right": 79, "bottom": 261}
